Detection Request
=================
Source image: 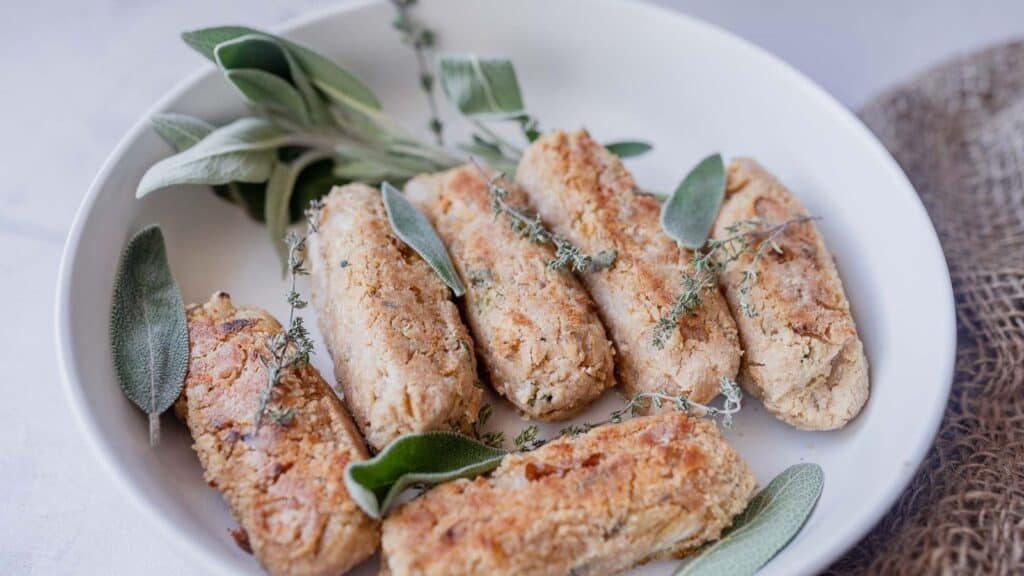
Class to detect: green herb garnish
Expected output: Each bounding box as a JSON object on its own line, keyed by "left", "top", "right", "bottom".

{"left": 605, "top": 140, "right": 654, "bottom": 159}
{"left": 110, "top": 225, "right": 189, "bottom": 446}
{"left": 390, "top": 0, "right": 444, "bottom": 144}
{"left": 661, "top": 153, "right": 727, "bottom": 249}
{"left": 652, "top": 215, "right": 814, "bottom": 348}
{"left": 483, "top": 170, "right": 616, "bottom": 273}
{"left": 381, "top": 181, "right": 466, "bottom": 296}
{"left": 675, "top": 463, "right": 824, "bottom": 576}
{"left": 344, "top": 431, "right": 507, "bottom": 518}
{"left": 253, "top": 202, "right": 322, "bottom": 430}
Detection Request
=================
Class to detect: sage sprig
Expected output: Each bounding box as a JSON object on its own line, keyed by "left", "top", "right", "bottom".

{"left": 675, "top": 463, "right": 824, "bottom": 576}
{"left": 381, "top": 182, "right": 466, "bottom": 296}
{"left": 344, "top": 431, "right": 507, "bottom": 518}
{"left": 141, "top": 25, "right": 652, "bottom": 267}
{"left": 141, "top": 26, "right": 459, "bottom": 267}
{"left": 110, "top": 225, "right": 188, "bottom": 446}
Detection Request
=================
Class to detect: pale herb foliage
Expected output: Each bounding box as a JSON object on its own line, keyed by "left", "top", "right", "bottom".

{"left": 253, "top": 200, "right": 324, "bottom": 430}
{"left": 652, "top": 215, "right": 815, "bottom": 349}
{"left": 482, "top": 169, "right": 617, "bottom": 273}
{"left": 390, "top": 0, "right": 444, "bottom": 144}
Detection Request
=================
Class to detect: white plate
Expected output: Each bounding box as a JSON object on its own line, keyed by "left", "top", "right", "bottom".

{"left": 56, "top": 0, "right": 955, "bottom": 574}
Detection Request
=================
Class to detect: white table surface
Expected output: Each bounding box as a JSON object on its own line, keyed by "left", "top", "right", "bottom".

{"left": 2, "top": 1, "right": 1020, "bottom": 574}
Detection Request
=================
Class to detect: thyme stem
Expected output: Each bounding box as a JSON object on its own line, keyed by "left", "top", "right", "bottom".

{"left": 390, "top": 0, "right": 445, "bottom": 145}
{"left": 479, "top": 167, "right": 616, "bottom": 273}
{"left": 253, "top": 201, "right": 324, "bottom": 431}
{"left": 652, "top": 216, "right": 815, "bottom": 348}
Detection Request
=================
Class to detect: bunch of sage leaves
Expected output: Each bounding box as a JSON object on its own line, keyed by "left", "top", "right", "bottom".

{"left": 140, "top": 27, "right": 650, "bottom": 268}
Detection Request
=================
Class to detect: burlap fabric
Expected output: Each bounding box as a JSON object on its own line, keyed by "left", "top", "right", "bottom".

{"left": 825, "top": 42, "right": 1024, "bottom": 575}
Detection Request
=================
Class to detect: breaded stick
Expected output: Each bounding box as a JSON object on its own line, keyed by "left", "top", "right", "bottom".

{"left": 380, "top": 411, "right": 755, "bottom": 576}
{"left": 516, "top": 130, "right": 741, "bottom": 404}
{"left": 405, "top": 166, "right": 616, "bottom": 420}
{"left": 307, "top": 184, "right": 481, "bottom": 450}
{"left": 713, "top": 159, "right": 869, "bottom": 429}
{"left": 176, "top": 292, "right": 378, "bottom": 576}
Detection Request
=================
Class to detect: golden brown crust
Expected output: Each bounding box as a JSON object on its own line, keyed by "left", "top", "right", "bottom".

{"left": 406, "top": 166, "right": 616, "bottom": 420}
{"left": 178, "top": 292, "right": 378, "bottom": 576}
{"left": 516, "top": 130, "right": 741, "bottom": 404}
{"left": 380, "top": 412, "right": 755, "bottom": 576}
{"left": 714, "top": 159, "right": 869, "bottom": 429}
{"left": 307, "top": 184, "right": 481, "bottom": 450}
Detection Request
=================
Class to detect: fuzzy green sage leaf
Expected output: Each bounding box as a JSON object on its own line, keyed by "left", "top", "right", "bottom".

{"left": 438, "top": 55, "right": 525, "bottom": 119}
{"left": 606, "top": 141, "right": 653, "bottom": 159}
{"left": 182, "top": 26, "right": 381, "bottom": 113}
{"left": 151, "top": 113, "right": 214, "bottom": 151}
{"left": 661, "top": 153, "right": 726, "bottom": 249}
{"left": 675, "top": 463, "right": 824, "bottom": 576}
{"left": 344, "top": 431, "right": 507, "bottom": 518}
{"left": 137, "top": 118, "right": 286, "bottom": 197}
{"left": 381, "top": 181, "right": 466, "bottom": 296}
{"left": 110, "top": 225, "right": 189, "bottom": 447}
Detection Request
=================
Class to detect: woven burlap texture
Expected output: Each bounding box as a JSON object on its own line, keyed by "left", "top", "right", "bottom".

{"left": 825, "top": 42, "right": 1024, "bottom": 575}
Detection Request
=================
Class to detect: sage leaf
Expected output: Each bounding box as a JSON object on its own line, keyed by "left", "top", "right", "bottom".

{"left": 381, "top": 181, "right": 466, "bottom": 297}
{"left": 151, "top": 113, "right": 214, "bottom": 151}
{"left": 266, "top": 149, "right": 334, "bottom": 269}
{"left": 182, "top": 26, "right": 381, "bottom": 113}
{"left": 225, "top": 69, "right": 310, "bottom": 125}
{"left": 438, "top": 55, "right": 525, "bottom": 119}
{"left": 110, "top": 226, "right": 188, "bottom": 447}
{"left": 344, "top": 432, "right": 506, "bottom": 518}
{"left": 137, "top": 118, "right": 286, "bottom": 197}
{"left": 213, "top": 33, "right": 329, "bottom": 126}
{"left": 675, "top": 463, "right": 824, "bottom": 576}
{"left": 606, "top": 141, "right": 653, "bottom": 159}
{"left": 660, "top": 153, "right": 726, "bottom": 249}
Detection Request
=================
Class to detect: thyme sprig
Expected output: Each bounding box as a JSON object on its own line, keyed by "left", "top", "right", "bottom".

{"left": 253, "top": 201, "right": 324, "bottom": 431}
{"left": 473, "top": 404, "right": 506, "bottom": 449}
{"left": 652, "top": 215, "right": 815, "bottom": 349}
{"left": 513, "top": 425, "right": 544, "bottom": 451}
{"left": 561, "top": 377, "right": 744, "bottom": 437}
{"left": 390, "top": 0, "right": 444, "bottom": 144}
{"left": 482, "top": 169, "right": 617, "bottom": 273}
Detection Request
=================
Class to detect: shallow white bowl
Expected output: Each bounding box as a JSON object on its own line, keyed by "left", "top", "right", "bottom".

{"left": 56, "top": 0, "right": 955, "bottom": 574}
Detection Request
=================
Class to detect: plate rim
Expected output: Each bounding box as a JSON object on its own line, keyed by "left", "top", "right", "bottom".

{"left": 55, "top": 0, "right": 957, "bottom": 574}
